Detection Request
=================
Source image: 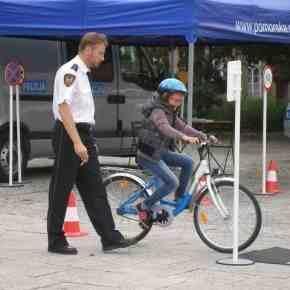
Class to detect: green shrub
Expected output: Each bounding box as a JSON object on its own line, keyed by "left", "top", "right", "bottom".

{"left": 206, "top": 102, "right": 234, "bottom": 122}
{"left": 204, "top": 96, "right": 286, "bottom": 132}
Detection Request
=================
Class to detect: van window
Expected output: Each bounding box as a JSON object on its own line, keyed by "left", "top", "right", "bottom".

{"left": 119, "top": 46, "right": 158, "bottom": 91}
{"left": 0, "top": 38, "right": 58, "bottom": 97}
{"left": 66, "top": 40, "right": 113, "bottom": 82}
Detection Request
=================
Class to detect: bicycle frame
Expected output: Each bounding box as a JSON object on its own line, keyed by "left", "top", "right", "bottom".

{"left": 117, "top": 143, "right": 232, "bottom": 220}
{"left": 189, "top": 144, "right": 231, "bottom": 219}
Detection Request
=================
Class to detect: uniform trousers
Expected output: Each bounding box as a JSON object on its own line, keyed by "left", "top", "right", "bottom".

{"left": 47, "top": 120, "right": 122, "bottom": 248}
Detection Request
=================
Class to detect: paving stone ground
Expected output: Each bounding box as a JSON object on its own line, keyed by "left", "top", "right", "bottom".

{"left": 1, "top": 134, "right": 290, "bottom": 290}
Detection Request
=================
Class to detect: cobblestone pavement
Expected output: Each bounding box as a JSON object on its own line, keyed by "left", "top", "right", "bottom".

{"left": 1, "top": 134, "right": 290, "bottom": 290}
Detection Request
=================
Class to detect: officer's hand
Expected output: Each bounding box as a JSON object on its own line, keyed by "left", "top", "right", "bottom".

{"left": 181, "top": 135, "right": 200, "bottom": 144}
{"left": 74, "top": 142, "right": 89, "bottom": 165}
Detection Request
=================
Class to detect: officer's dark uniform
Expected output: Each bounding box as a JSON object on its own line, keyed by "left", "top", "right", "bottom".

{"left": 47, "top": 55, "right": 125, "bottom": 253}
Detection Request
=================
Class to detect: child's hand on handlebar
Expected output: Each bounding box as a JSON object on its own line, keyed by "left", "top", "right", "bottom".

{"left": 181, "top": 135, "right": 200, "bottom": 144}
{"left": 208, "top": 135, "right": 218, "bottom": 144}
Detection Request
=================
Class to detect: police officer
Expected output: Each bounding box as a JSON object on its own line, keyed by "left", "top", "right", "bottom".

{"left": 47, "top": 32, "right": 130, "bottom": 254}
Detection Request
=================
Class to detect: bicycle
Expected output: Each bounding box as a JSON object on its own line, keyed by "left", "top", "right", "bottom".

{"left": 103, "top": 142, "right": 262, "bottom": 253}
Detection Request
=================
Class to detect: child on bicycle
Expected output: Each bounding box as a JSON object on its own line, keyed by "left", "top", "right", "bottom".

{"left": 136, "top": 78, "right": 217, "bottom": 225}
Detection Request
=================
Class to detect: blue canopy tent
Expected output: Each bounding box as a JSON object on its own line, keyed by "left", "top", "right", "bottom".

{"left": 1, "top": 0, "right": 290, "bottom": 122}
{"left": 1, "top": 0, "right": 290, "bottom": 42}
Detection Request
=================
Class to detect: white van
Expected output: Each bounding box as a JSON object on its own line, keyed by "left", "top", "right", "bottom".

{"left": 0, "top": 38, "right": 161, "bottom": 181}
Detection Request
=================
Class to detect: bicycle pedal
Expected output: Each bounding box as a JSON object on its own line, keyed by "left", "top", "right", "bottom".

{"left": 151, "top": 205, "right": 174, "bottom": 227}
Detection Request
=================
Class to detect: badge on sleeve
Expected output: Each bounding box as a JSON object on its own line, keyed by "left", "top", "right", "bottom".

{"left": 64, "top": 73, "right": 76, "bottom": 87}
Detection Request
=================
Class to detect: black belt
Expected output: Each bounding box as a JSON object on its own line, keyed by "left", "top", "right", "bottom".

{"left": 75, "top": 122, "right": 95, "bottom": 133}
{"left": 55, "top": 120, "right": 94, "bottom": 134}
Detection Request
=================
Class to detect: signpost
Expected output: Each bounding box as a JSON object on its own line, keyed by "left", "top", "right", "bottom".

{"left": 217, "top": 60, "right": 254, "bottom": 266}
{"left": 262, "top": 66, "right": 273, "bottom": 194}
{"left": 2, "top": 60, "right": 25, "bottom": 187}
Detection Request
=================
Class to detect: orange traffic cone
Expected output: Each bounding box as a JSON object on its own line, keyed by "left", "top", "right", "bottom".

{"left": 265, "top": 160, "right": 280, "bottom": 195}
{"left": 63, "top": 192, "right": 88, "bottom": 237}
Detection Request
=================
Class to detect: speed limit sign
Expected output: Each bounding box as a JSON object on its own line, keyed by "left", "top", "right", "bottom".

{"left": 263, "top": 65, "right": 273, "bottom": 91}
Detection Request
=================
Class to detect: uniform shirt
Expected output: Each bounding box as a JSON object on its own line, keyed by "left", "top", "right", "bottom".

{"left": 53, "top": 55, "right": 95, "bottom": 124}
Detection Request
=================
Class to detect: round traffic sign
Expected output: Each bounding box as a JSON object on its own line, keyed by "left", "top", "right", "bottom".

{"left": 263, "top": 65, "right": 273, "bottom": 91}
{"left": 4, "top": 60, "right": 25, "bottom": 86}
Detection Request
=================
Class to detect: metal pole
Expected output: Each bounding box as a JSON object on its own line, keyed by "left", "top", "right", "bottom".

{"left": 251, "top": 69, "right": 254, "bottom": 97}
{"left": 259, "top": 61, "right": 263, "bottom": 98}
{"left": 169, "top": 45, "right": 175, "bottom": 77}
{"left": 217, "top": 60, "right": 254, "bottom": 266}
{"left": 232, "top": 90, "right": 241, "bottom": 263}
{"left": 9, "top": 86, "right": 13, "bottom": 186}
{"left": 16, "top": 85, "right": 22, "bottom": 183}
{"left": 187, "top": 43, "right": 194, "bottom": 125}
{"left": 262, "top": 88, "right": 267, "bottom": 194}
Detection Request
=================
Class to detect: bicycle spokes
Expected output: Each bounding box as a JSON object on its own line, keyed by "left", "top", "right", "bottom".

{"left": 194, "top": 180, "right": 261, "bottom": 253}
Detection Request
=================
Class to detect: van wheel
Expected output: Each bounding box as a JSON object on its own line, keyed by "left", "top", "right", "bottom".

{"left": 0, "top": 133, "right": 29, "bottom": 182}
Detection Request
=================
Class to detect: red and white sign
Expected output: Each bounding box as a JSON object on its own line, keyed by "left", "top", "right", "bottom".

{"left": 263, "top": 65, "right": 273, "bottom": 91}
{"left": 4, "top": 60, "right": 25, "bottom": 86}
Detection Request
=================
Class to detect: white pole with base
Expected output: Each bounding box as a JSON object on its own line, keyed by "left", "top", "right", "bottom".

{"left": 232, "top": 85, "right": 241, "bottom": 263}
{"left": 261, "top": 66, "right": 272, "bottom": 195}
{"left": 16, "top": 85, "right": 22, "bottom": 183}
{"left": 217, "top": 60, "right": 254, "bottom": 266}
{"left": 262, "top": 88, "right": 267, "bottom": 194}
{"left": 9, "top": 85, "right": 14, "bottom": 186}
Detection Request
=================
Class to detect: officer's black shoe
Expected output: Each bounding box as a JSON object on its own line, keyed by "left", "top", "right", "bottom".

{"left": 102, "top": 238, "right": 132, "bottom": 252}
{"left": 48, "top": 244, "right": 78, "bottom": 255}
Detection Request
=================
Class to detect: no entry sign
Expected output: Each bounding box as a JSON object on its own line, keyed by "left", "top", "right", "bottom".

{"left": 5, "top": 60, "right": 25, "bottom": 86}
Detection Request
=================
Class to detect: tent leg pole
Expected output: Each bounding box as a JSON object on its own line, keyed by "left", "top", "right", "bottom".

{"left": 187, "top": 43, "right": 194, "bottom": 125}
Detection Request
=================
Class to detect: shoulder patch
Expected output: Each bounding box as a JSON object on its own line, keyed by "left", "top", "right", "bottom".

{"left": 64, "top": 73, "right": 76, "bottom": 87}
{"left": 71, "top": 64, "right": 79, "bottom": 72}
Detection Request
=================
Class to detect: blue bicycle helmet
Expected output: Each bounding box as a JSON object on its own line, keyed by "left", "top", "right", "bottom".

{"left": 157, "top": 78, "right": 187, "bottom": 95}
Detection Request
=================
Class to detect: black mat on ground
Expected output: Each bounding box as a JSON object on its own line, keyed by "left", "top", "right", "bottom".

{"left": 240, "top": 247, "right": 290, "bottom": 265}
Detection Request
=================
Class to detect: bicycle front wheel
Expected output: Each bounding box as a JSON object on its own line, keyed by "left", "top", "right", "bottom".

{"left": 193, "top": 180, "right": 262, "bottom": 253}
{"left": 104, "top": 173, "right": 153, "bottom": 244}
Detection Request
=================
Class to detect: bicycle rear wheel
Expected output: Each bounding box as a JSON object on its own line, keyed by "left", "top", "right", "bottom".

{"left": 104, "top": 173, "right": 153, "bottom": 244}
{"left": 193, "top": 180, "right": 262, "bottom": 253}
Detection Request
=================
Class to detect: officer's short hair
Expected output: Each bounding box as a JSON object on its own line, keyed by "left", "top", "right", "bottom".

{"left": 79, "top": 32, "right": 108, "bottom": 52}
